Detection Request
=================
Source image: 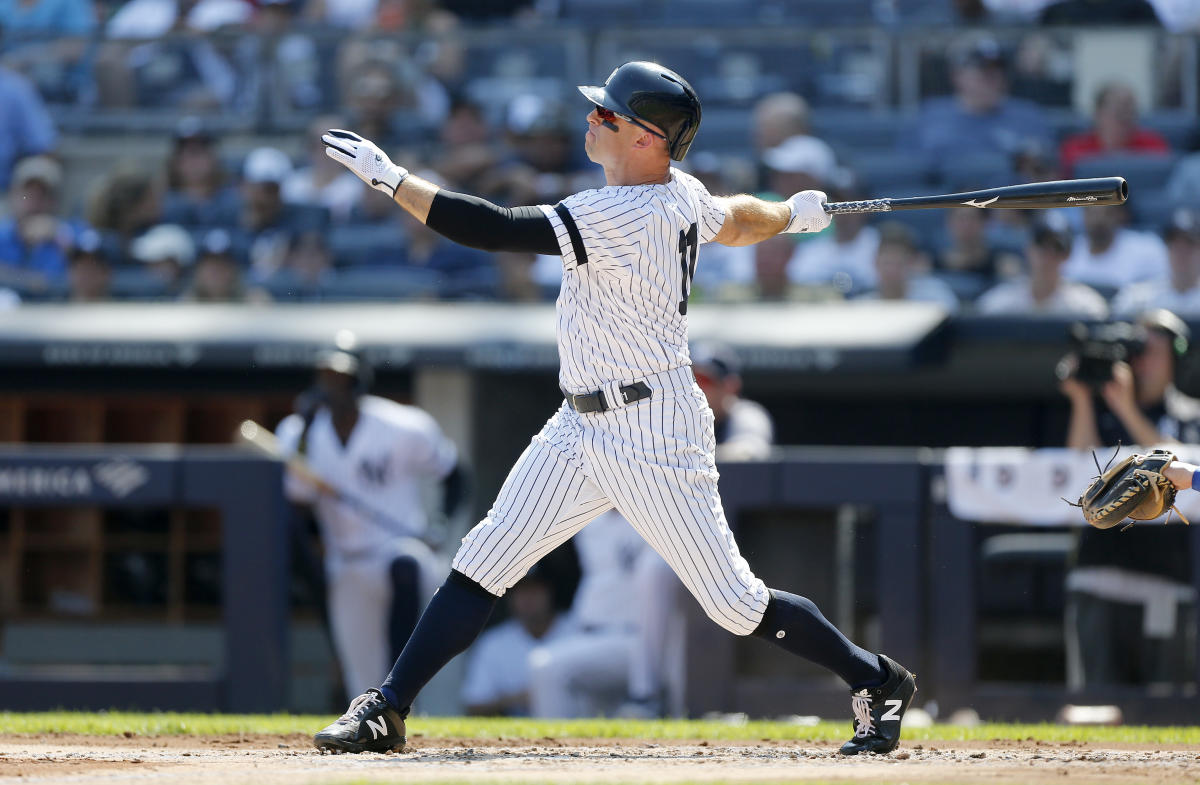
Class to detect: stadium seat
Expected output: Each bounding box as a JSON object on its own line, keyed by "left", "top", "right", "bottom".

{"left": 328, "top": 224, "right": 408, "bottom": 268}
{"left": 110, "top": 268, "right": 171, "bottom": 301}
{"left": 1074, "top": 153, "right": 1178, "bottom": 202}
{"left": 875, "top": 209, "right": 944, "bottom": 250}
{"left": 811, "top": 110, "right": 910, "bottom": 156}
{"left": 321, "top": 267, "right": 441, "bottom": 301}
{"left": 1128, "top": 188, "right": 1174, "bottom": 231}
{"left": 1144, "top": 111, "right": 1197, "bottom": 150}
{"left": 845, "top": 151, "right": 931, "bottom": 196}
{"left": 691, "top": 107, "right": 751, "bottom": 153}
{"left": 937, "top": 152, "right": 1014, "bottom": 192}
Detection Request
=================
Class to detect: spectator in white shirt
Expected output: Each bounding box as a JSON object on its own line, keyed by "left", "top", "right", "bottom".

{"left": 460, "top": 567, "right": 568, "bottom": 716}
{"left": 859, "top": 222, "right": 960, "bottom": 312}
{"left": 1113, "top": 208, "right": 1200, "bottom": 317}
{"left": 282, "top": 115, "right": 365, "bottom": 224}
{"left": 977, "top": 216, "right": 1108, "bottom": 317}
{"left": 1062, "top": 203, "right": 1169, "bottom": 293}
{"left": 788, "top": 178, "right": 879, "bottom": 294}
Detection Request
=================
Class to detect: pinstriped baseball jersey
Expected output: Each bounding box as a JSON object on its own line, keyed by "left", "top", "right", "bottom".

{"left": 539, "top": 168, "right": 726, "bottom": 393}
{"left": 452, "top": 165, "right": 772, "bottom": 637}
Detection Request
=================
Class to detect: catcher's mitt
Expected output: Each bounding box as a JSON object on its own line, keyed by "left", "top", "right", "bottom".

{"left": 1072, "top": 448, "right": 1190, "bottom": 530}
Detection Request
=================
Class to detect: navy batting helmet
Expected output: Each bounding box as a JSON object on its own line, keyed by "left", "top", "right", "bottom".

{"left": 578, "top": 61, "right": 702, "bottom": 162}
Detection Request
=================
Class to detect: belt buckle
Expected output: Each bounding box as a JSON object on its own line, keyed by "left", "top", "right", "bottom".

{"left": 620, "top": 381, "right": 652, "bottom": 404}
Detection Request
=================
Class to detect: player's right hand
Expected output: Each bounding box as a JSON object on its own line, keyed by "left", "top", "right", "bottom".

{"left": 321, "top": 129, "right": 408, "bottom": 197}
{"left": 783, "top": 189, "right": 831, "bottom": 234}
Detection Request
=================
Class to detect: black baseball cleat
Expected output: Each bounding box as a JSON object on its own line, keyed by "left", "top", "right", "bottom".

{"left": 838, "top": 654, "right": 917, "bottom": 755}
{"left": 313, "top": 688, "right": 407, "bottom": 754}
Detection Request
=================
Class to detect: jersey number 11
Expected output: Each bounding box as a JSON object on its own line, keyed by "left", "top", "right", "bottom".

{"left": 678, "top": 222, "right": 698, "bottom": 315}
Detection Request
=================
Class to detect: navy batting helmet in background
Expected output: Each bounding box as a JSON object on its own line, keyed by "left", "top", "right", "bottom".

{"left": 578, "top": 61, "right": 702, "bottom": 162}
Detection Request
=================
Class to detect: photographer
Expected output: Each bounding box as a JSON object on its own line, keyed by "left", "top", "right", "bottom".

{"left": 1058, "top": 309, "right": 1198, "bottom": 688}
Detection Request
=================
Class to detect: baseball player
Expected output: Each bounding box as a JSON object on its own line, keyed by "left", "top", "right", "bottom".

{"left": 314, "top": 61, "right": 916, "bottom": 756}
{"left": 276, "top": 343, "right": 462, "bottom": 701}
{"left": 624, "top": 341, "right": 775, "bottom": 717}
{"left": 527, "top": 508, "right": 648, "bottom": 717}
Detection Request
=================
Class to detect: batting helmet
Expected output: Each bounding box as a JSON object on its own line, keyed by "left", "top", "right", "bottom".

{"left": 314, "top": 330, "right": 374, "bottom": 396}
{"left": 578, "top": 61, "right": 702, "bottom": 162}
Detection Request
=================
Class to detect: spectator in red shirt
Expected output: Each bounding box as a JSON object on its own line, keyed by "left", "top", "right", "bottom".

{"left": 1059, "top": 81, "right": 1170, "bottom": 177}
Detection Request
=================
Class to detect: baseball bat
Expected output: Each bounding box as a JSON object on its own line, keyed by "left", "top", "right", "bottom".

{"left": 236, "top": 419, "right": 422, "bottom": 539}
{"left": 822, "top": 177, "right": 1127, "bottom": 215}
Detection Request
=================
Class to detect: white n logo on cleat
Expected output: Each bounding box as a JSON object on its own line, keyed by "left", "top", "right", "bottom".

{"left": 366, "top": 717, "right": 388, "bottom": 740}
{"left": 880, "top": 700, "right": 903, "bottom": 721}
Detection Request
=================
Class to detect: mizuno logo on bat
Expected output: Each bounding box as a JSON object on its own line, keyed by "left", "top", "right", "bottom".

{"left": 962, "top": 197, "right": 999, "bottom": 208}
{"left": 1067, "top": 196, "right": 1097, "bottom": 202}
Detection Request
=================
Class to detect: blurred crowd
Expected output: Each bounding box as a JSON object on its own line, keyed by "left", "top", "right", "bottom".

{"left": 1, "top": 2, "right": 1200, "bottom": 310}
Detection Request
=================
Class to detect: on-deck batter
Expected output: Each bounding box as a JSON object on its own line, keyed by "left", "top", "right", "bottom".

{"left": 276, "top": 346, "right": 459, "bottom": 700}
{"left": 313, "top": 61, "right": 916, "bottom": 757}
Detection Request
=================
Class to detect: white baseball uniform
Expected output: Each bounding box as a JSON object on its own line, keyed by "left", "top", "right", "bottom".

{"left": 277, "top": 395, "right": 457, "bottom": 698}
{"left": 527, "top": 510, "right": 646, "bottom": 717}
{"left": 460, "top": 614, "right": 572, "bottom": 715}
{"left": 452, "top": 169, "right": 772, "bottom": 637}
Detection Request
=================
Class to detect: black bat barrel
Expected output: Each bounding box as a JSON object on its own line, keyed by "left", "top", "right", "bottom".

{"left": 890, "top": 177, "right": 1128, "bottom": 211}
{"left": 824, "top": 177, "right": 1128, "bottom": 215}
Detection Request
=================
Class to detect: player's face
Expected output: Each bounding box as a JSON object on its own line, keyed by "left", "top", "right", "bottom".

{"left": 584, "top": 106, "right": 664, "bottom": 164}
{"left": 316, "top": 368, "right": 357, "bottom": 409}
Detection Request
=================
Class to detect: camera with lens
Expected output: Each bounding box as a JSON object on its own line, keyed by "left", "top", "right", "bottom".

{"left": 1057, "top": 321, "right": 1146, "bottom": 387}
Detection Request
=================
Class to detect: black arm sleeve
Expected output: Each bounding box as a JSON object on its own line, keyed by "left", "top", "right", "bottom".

{"left": 424, "top": 189, "right": 561, "bottom": 255}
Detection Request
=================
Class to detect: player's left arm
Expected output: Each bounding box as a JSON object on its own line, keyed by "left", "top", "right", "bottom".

{"left": 711, "top": 190, "right": 831, "bottom": 247}
{"left": 322, "top": 129, "right": 560, "bottom": 255}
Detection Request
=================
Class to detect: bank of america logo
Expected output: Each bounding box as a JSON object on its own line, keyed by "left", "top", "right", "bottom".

{"left": 93, "top": 460, "right": 149, "bottom": 498}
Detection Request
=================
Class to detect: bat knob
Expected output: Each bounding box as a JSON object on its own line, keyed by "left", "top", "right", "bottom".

{"left": 239, "top": 421, "right": 258, "bottom": 441}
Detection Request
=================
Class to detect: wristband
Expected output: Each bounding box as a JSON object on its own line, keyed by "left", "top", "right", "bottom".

{"left": 1191, "top": 468, "right": 1200, "bottom": 491}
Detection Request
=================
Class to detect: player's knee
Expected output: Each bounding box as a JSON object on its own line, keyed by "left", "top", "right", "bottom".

{"left": 389, "top": 554, "right": 421, "bottom": 589}
{"left": 528, "top": 646, "right": 567, "bottom": 683}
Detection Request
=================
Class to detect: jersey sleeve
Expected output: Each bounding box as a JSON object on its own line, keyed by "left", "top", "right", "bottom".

{"left": 274, "top": 414, "right": 320, "bottom": 505}
{"left": 537, "top": 194, "right": 593, "bottom": 271}
{"left": 677, "top": 170, "right": 727, "bottom": 244}
{"left": 399, "top": 408, "right": 459, "bottom": 479}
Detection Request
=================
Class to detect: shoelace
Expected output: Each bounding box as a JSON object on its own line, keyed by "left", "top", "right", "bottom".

{"left": 851, "top": 691, "right": 875, "bottom": 739}
{"left": 339, "top": 691, "right": 381, "bottom": 722}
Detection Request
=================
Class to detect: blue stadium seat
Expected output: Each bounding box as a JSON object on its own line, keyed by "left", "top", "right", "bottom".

{"left": 938, "top": 152, "right": 1014, "bottom": 192}
{"left": 812, "top": 110, "right": 911, "bottom": 156}
{"left": 1074, "top": 153, "right": 1178, "bottom": 201}
{"left": 691, "top": 108, "right": 751, "bottom": 154}
{"left": 1128, "top": 189, "right": 1174, "bottom": 231}
{"left": 321, "top": 267, "right": 441, "bottom": 301}
{"left": 110, "top": 268, "right": 171, "bottom": 301}
{"left": 845, "top": 152, "right": 930, "bottom": 196}
{"left": 658, "top": 0, "right": 761, "bottom": 24}
{"left": 874, "top": 209, "right": 944, "bottom": 250}
{"left": 328, "top": 224, "right": 407, "bottom": 268}
{"left": 1144, "top": 112, "right": 1197, "bottom": 150}
{"left": 561, "top": 0, "right": 642, "bottom": 24}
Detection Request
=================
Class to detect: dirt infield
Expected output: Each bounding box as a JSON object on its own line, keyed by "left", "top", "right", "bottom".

{"left": 2, "top": 733, "right": 1199, "bottom": 784}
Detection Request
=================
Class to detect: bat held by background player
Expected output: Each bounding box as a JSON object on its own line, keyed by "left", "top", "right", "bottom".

{"left": 823, "top": 176, "right": 1127, "bottom": 215}
{"left": 236, "top": 419, "right": 429, "bottom": 542}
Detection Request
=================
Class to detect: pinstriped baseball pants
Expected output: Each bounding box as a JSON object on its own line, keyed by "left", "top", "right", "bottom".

{"left": 452, "top": 365, "right": 770, "bottom": 636}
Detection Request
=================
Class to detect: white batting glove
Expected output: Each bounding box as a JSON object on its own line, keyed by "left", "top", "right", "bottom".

{"left": 783, "top": 189, "right": 831, "bottom": 234}
{"left": 321, "top": 129, "right": 408, "bottom": 196}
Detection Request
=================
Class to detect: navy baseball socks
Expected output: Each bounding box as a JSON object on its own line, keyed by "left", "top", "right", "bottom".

{"left": 751, "top": 589, "right": 916, "bottom": 755}
{"left": 314, "top": 570, "right": 498, "bottom": 754}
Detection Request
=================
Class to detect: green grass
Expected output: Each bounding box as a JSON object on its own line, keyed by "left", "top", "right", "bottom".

{"left": 1, "top": 712, "right": 1199, "bottom": 745}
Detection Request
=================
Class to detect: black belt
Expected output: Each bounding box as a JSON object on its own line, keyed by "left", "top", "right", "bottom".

{"left": 564, "top": 381, "right": 652, "bottom": 413}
